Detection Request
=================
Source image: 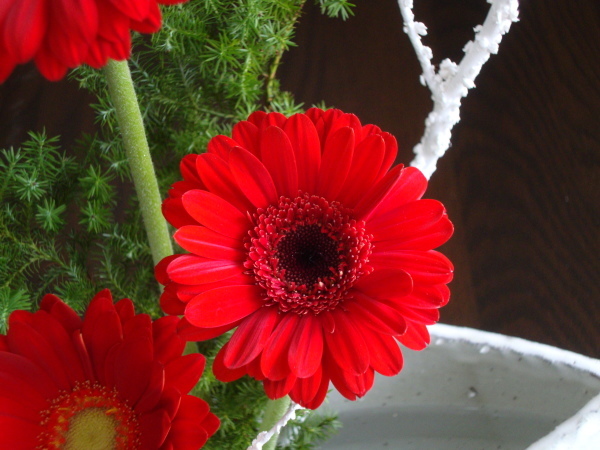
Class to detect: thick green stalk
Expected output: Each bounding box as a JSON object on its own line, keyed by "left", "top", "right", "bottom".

{"left": 259, "top": 396, "right": 291, "bottom": 450}
{"left": 104, "top": 59, "right": 173, "bottom": 266}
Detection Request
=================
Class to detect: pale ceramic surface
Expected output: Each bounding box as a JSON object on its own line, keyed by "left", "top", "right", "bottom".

{"left": 317, "top": 324, "right": 600, "bottom": 449}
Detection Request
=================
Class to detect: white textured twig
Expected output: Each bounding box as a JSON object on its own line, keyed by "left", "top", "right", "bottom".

{"left": 247, "top": 402, "right": 304, "bottom": 450}
{"left": 398, "top": 0, "right": 520, "bottom": 179}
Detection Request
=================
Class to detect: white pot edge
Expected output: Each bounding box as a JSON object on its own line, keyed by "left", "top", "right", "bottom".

{"left": 430, "top": 324, "right": 600, "bottom": 449}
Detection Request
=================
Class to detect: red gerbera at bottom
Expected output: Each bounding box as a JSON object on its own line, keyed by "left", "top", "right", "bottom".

{"left": 0, "top": 290, "right": 219, "bottom": 449}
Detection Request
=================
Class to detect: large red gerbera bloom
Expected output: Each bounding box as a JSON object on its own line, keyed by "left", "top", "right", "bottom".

{"left": 0, "top": 0, "right": 187, "bottom": 82}
{"left": 157, "top": 108, "right": 454, "bottom": 409}
{"left": 0, "top": 289, "right": 219, "bottom": 449}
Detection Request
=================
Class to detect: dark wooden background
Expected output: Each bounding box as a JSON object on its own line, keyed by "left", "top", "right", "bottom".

{"left": 1, "top": 0, "right": 598, "bottom": 357}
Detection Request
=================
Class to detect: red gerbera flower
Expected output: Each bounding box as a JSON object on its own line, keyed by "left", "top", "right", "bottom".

{"left": 0, "top": 289, "right": 219, "bottom": 449}
{"left": 0, "top": 0, "right": 187, "bottom": 82}
{"left": 156, "top": 108, "right": 454, "bottom": 409}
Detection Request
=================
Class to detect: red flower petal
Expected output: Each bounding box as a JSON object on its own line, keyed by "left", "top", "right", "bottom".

{"left": 181, "top": 189, "right": 251, "bottom": 239}
{"left": 167, "top": 395, "right": 217, "bottom": 450}
{"left": 316, "top": 127, "right": 354, "bottom": 199}
{"left": 160, "top": 284, "right": 187, "bottom": 315}
{"left": 369, "top": 199, "right": 446, "bottom": 241}
{"left": 396, "top": 322, "right": 431, "bottom": 350}
{"left": 0, "top": 416, "right": 41, "bottom": 449}
{"left": 382, "top": 215, "right": 454, "bottom": 251}
{"left": 0, "top": 395, "right": 41, "bottom": 422}
{"left": 174, "top": 225, "right": 245, "bottom": 261}
{"left": 3, "top": 0, "right": 47, "bottom": 62}
{"left": 395, "top": 284, "right": 451, "bottom": 309}
{"left": 33, "top": 46, "right": 68, "bottom": 81}
{"left": 354, "top": 269, "right": 413, "bottom": 300}
{"left": 392, "top": 304, "right": 440, "bottom": 325}
{"left": 48, "top": 0, "right": 99, "bottom": 67}
{"left": 229, "top": 146, "right": 278, "bottom": 208}
{"left": 177, "top": 317, "right": 240, "bottom": 341}
{"left": 325, "top": 310, "right": 369, "bottom": 375}
{"left": 370, "top": 249, "right": 454, "bottom": 284}
{"left": 346, "top": 293, "right": 407, "bottom": 336}
{"left": 40, "top": 293, "right": 82, "bottom": 332}
{"left": 129, "top": 0, "right": 161, "bottom": 34}
{"left": 112, "top": 335, "right": 154, "bottom": 406}
{"left": 167, "top": 255, "right": 242, "bottom": 285}
{"left": 290, "top": 366, "right": 322, "bottom": 404}
{"left": 245, "top": 110, "right": 269, "bottom": 126}
{"left": 260, "top": 126, "right": 299, "bottom": 198}
{"left": 81, "top": 308, "right": 122, "bottom": 383}
{"left": 376, "top": 132, "right": 399, "bottom": 181}
{"left": 138, "top": 409, "right": 171, "bottom": 449}
{"left": 337, "top": 134, "right": 385, "bottom": 207}
{"left": 213, "top": 343, "right": 247, "bottom": 382}
{"left": 199, "top": 411, "right": 221, "bottom": 441}
{"left": 260, "top": 313, "right": 298, "bottom": 380}
{"left": 196, "top": 153, "right": 255, "bottom": 213}
{"left": 151, "top": 316, "right": 181, "bottom": 354}
{"left": 330, "top": 365, "right": 374, "bottom": 401}
{"left": 155, "top": 255, "right": 180, "bottom": 286}
{"left": 163, "top": 197, "right": 198, "bottom": 228}
{"left": 0, "top": 56, "right": 17, "bottom": 84}
{"left": 108, "top": 0, "right": 149, "bottom": 22}
{"left": 165, "top": 353, "right": 205, "bottom": 394}
{"left": 357, "top": 323, "right": 403, "bottom": 376}
{"left": 133, "top": 361, "right": 164, "bottom": 414}
{"left": 291, "top": 370, "right": 330, "bottom": 409}
{"left": 288, "top": 314, "right": 323, "bottom": 378}
{"left": 283, "top": 113, "right": 321, "bottom": 192}
{"left": 207, "top": 134, "right": 237, "bottom": 160}
{"left": 7, "top": 320, "right": 72, "bottom": 390}
{"left": 185, "top": 285, "right": 264, "bottom": 328}
{"left": 354, "top": 164, "right": 403, "bottom": 221}
{"left": 373, "top": 166, "right": 428, "bottom": 216}
{"left": 179, "top": 154, "right": 204, "bottom": 186}
{"left": 224, "top": 307, "right": 279, "bottom": 368}
{"left": 27, "top": 311, "right": 87, "bottom": 385}
{"left": 0, "top": 352, "right": 55, "bottom": 407}
{"left": 263, "top": 375, "right": 297, "bottom": 400}
{"left": 232, "top": 120, "right": 260, "bottom": 156}
{"left": 114, "top": 298, "right": 135, "bottom": 323}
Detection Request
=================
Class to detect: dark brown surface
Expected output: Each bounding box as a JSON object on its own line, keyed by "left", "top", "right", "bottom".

{"left": 279, "top": 0, "right": 600, "bottom": 357}
{"left": 0, "top": 0, "right": 598, "bottom": 357}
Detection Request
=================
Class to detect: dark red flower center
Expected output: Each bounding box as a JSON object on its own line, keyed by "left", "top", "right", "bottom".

{"left": 276, "top": 224, "right": 340, "bottom": 286}
{"left": 38, "top": 381, "right": 141, "bottom": 449}
{"left": 245, "top": 193, "right": 373, "bottom": 314}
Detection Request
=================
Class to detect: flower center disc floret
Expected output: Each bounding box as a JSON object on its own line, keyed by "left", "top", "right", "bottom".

{"left": 245, "top": 193, "right": 373, "bottom": 315}
{"left": 38, "top": 381, "right": 141, "bottom": 449}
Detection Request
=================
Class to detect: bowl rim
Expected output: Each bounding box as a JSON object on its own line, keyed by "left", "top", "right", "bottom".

{"left": 430, "top": 324, "right": 600, "bottom": 449}
{"left": 429, "top": 323, "right": 600, "bottom": 377}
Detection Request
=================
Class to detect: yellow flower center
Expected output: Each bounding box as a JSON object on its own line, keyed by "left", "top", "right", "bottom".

{"left": 39, "top": 382, "right": 140, "bottom": 449}
{"left": 64, "top": 407, "right": 118, "bottom": 449}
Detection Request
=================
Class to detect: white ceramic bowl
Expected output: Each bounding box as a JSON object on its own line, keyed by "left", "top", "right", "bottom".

{"left": 317, "top": 324, "right": 600, "bottom": 449}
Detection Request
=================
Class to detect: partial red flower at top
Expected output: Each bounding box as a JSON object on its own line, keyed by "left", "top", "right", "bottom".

{"left": 157, "top": 108, "right": 454, "bottom": 409}
{"left": 0, "top": 0, "right": 187, "bottom": 82}
{"left": 0, "top": 289, "right": 219, "bottom": 449}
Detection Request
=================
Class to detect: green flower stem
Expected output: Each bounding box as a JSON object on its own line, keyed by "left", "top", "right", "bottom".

{"left": 104, "top": 59, "right": 173, "bottom": 266}
{"left": 259, "top": 396, "right": 291, "bottom": 450}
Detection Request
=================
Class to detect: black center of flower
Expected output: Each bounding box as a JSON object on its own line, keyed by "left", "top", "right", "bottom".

{"left": 245, "top": 193, "right": 374, "bottom": 314}
{"left": 276, "top": 224, "right": 340, "bottom": 287}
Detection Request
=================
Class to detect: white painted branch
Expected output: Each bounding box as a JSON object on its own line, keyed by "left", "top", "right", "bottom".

{"left": 398, "top": 0, "right": 520, "bottom": 179}
{"left": 247, "top": 402, "right": 303, "bottom": 450}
